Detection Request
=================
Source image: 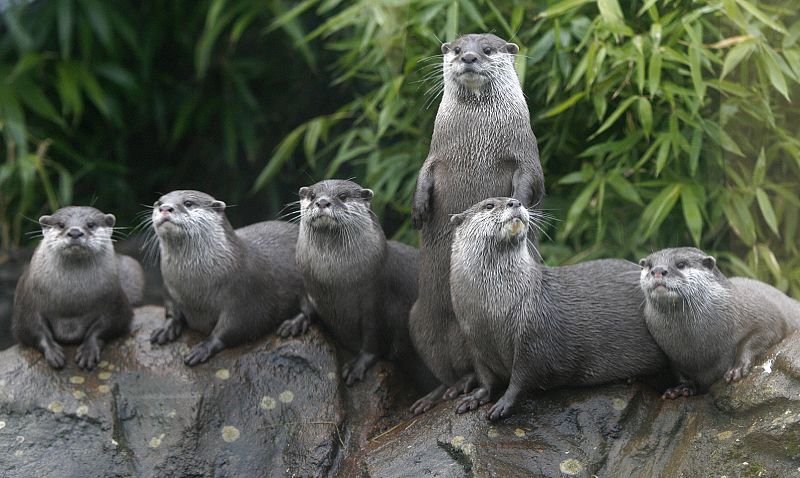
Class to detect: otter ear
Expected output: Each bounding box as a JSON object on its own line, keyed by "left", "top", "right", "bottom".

{"left": 103, "top": 214, "right": 116, "bottom": 228}
{"left": 360, "top": 189, "right": 374, "bottom": 201}
{"left": 299, "top": 187, "right": 309, "bottom": 198}
{"left": 441, "top": 42, "right": 452, "bottom": 54}
{"left": 450, "top": 213, "right": 465, "bottom": 227}
{"left": 210, "top": 200, "right": 226, "bottom": 212}
{"left": 39, "top": 215, "right": 54, "bottom": 227}
{"left": 702, "top": 256, "right": 716, "bottom": 270}
{"left": 505, "top": 43, "right": 519, "bottom": 54}
{"left": 639, "top": 259, "right": 647, "bottom": 268}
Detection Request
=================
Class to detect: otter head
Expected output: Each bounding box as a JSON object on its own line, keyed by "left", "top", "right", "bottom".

{"left": 639, "top": 247, "right": 723, "bottom": 309}
{"left": 39, "top": 206, "right": 116, "bottom": 258}
{"left": 451, "top": 197, "right": 529, "bottom": 247}
{"left": 152, "top": 190, "right": 227, "bottom": 241}
{"left": 298, "top": 180, "right": 374, "bottom": 231}
{"left": 442, "top": 33, "right": 519, "bottom": 93}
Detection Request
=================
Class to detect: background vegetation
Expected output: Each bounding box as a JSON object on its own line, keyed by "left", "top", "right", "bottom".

{"left": 2, "top": 0, "right": 799, "bottom": 295}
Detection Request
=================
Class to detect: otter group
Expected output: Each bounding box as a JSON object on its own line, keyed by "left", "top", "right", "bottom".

{"left": 13, "top": 34, "right": 799, "bottom": 423}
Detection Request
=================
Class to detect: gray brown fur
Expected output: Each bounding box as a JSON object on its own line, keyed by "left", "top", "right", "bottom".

{"left": 149, "top": 190, "right": 304, "bottom": 366}
{"left": 285, "top": 180, "right": 435, "bottom": 389}
{"left": 12, "top": 206, "right": 144, "bottom": 370}
{"left": 450, "top": 198, "right": 667, "bottom": 420}
{"left": 409, "top": 33, "right": 545, "bottom": 412}
{"left": 640, "top": 247, "right": 800, "bottom": 398}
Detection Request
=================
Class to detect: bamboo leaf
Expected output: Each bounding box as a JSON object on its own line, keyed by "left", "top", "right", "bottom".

{"left": 590, "top": 96, "right": 637, "bottom": 139}
{"left": 681, "top": 185, "right": 703, "bottom": 245}
{"left": 755, "top": 188, "right": 779, "bottom": 235}
{"left": 640, "top": 183, "right": 682, "bottom": 240}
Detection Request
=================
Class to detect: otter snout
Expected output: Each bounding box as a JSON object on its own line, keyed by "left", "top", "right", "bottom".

{"left": 651, "top": 266, "right": 667, "bottom": 279}
{"left": 315, "top": 198, "right": 331, "bottom": 209}
{"left": 461, "top": 51, "right": 478, "bottom": 64}
{"left": 67, "top": 228, "right": 84, "bottom": 240}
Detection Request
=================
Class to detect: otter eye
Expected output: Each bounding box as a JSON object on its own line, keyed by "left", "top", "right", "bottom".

{"left": 183, "top": 200, "right": 193, "bottom": 208}
{"left": 308, "top": 192, "right": 316, "bottom": 200}
{"left": 484, "top": 203, "right": 494, "bottom": 210}
{"left": 676, "top": 261, "right": 687, "bottom": 270}
{"left": 57, "top": 222, "right": 65, "bottom": 229}
{"left": 453, "top": 47, "right": 461, "bottom": 55}
{"left": 86, "top": 222, "right": 96, "bottom": 230}
{"left": 483, "top": 47, "right": 492, "bottom": 55}
{"left": 338, "top": 193, "right": 348, "bottom": 201}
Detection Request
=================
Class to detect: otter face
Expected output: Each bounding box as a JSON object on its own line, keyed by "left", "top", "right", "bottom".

{"left": 442, "top": 33, "right": 519, "bottom": 92}
{"left": 639, "top": 247, "right": 719, "bottom": 306}
{"left": 152, "top": 190, "right": 226, "bottom": 239}
{"left": 298, "top": 180, "right": 374, "bottom": 230}
{"left": 451, "top": 197, "right": 529, "bottom": 245}
{"left": 39, "top": 206, "right": 115, "bottom": 257}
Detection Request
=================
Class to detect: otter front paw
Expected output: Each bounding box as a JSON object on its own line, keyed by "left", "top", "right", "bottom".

{"left": 42, "top": 342, "right": 67, "bottom": 369}
{"left": 411, "top": 195, "right": 431, "bottom": 229}
{"left": 277, "top": 313, "right": 310, "bottom": 338}
{"left": 150, "top": 318, "right": 183, "bottom": 345}
{"left": 184, "top": 339, "right": 222, "bottom": 367}
{"left": 444, "top": 373, "right": 478, "bottom": 399}
{"left": 455, "top": 387, "right": 490, "bottom": 414}
{"left": 411, "top": 385, "right": 446, "bottom": 415}
{"left": 342, "top": 352, "right": 378, "bottom": 386}
{"left": 486, "top": 394, "right": 517, "bottom": 421}
{"left": 76, "top": 340, "right": 102, "bottom": 370}
{"left": 724, "top": 360, "right": 753, "bottom": 383}
{"left": 661, "top": 383, "right": 696, "bottom": 399}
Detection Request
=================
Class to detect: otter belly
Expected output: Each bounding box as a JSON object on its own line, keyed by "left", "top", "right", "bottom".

{"left": 49, "top": 316, "right": 94, "bottom": 344}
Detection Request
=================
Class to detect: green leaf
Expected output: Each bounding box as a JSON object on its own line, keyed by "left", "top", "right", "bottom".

{"left": 537, "top": 0, "right": 593, "bottom": 19}
{"left": 761, "top": 45, "right": 790, "bottom": 101}
{"left": 445, "top": 1, "right": 458, "bottom": 42}
{"left": 648, "top": 49, "right": 662, "bottom": 96}
{"left": 689, "top": 127, "right": 702, "bottom": 176}
{"left": 755, "top": 188, "right": 779, "bottom": 235}
{"left": 597, "top": 0, "right": 625, "bottom": 31}
{"left": 753, "top": 148, "right": 766, "bottom": 185}
{"left": 252, "top": 124, "right": 306, "bottom": 192}
{"left": 723, "top": 194, "right": 757, "bottom": 245}
{"left": 637, "top": 97, "right": 652, "bottom": 136}
{"left": 606, "top": 173, "right": 643, "bottom": 205}
{"left": 721, "top": 41, "right": 754, "bottom": 79}
{"left": 563, "top": 176, "right": 601, "bottom": 237}
{"left": 681, "top": 185, "right": 703, "bottom": 245}
{"left": 640, "top": 183, "right": 682, "bottom": 240}
{"left": 689, "top": 45, "right": 706, "bottom": 99}
{"left": 655, "top": 136, "right": 671, "bottom": 176}
{"left": 734, "top": 0, "right": 787, "bottom": 34}
{"left": 590, "top": 96, "right": 637, "bottom": 139}
{"left": 57, "top": 0, "right": 73, "bottom": 59}
{"left": 539, "top": 92, "right": 586, "bottom": 118}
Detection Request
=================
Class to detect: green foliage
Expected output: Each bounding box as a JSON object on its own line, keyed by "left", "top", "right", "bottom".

{"left": 1, "top": 0, "right": 799, "bottom": 296}
{"left": 258, "top": 0, "right": 800, "bottom": 295}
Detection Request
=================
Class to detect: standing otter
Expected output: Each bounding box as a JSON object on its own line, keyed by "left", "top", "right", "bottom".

{"left": 13, "top": 206, "right": 144, "bottom": 370}
{"left": 148, "top": 190, "right": 305, "bottom": 366}
{"left": 280, "top": 180, "right": 435, "bottom": 389}
{"left": 639, "top": 247, "right": 800, "bottom": 398}
{"left": 409, "top": 33, "right": 545, "bottom": 413}
{"left": 450, "top": 198, "right": 666, "bottom": 420}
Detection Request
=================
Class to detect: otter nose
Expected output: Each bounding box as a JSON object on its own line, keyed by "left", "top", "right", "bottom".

{"left": 507, "top": 199, "right": 521, "bottom": 208}
{"left": 67, "top": 228, "right": 84, "bottom": 239}
{"left": 461, "top": 51, "right": 478, "bottom": 64}
{"left": 651, "top": 266, "right": 667, "bottom": 278}
{"left": 159, "top": 204, "right": 174, "bottom": 214}
{"left": 316, "top": 198, "right": 331, "bottom": 209}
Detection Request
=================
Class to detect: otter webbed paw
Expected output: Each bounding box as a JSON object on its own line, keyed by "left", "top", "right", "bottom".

{"left": 76, "top": 339, "right": 102, "bottom": 370}
{"left": 342, "top": 351, "right": 378, "bottom": 386}
{"left": 724, "top": 359, "right": 753, "bottom": 383}
{"left": 184, "top": 338, "right": 224, "bottom": 367}
{"left": 486, "top": 394, "right": 517, "bottom": 421}
{"left": 277, "top": 313, "right": 310, "bottom": 338}
{"left": 661, "top": 383, "right": 696, "bottom": 399}
{"left": 410, "top": 384, "right": 446, "bottom": 415}
{"left": 411, "top": 195, "right": 431, "bottom": 229}
{"left": 455, "top": 387, "right": 490, "bottom": 414}
{"left": 42, "top": 342, "right": 67, "bottom": 369}
{"left": 443, "top": 373, "right": 478, "bottom": 399}
{"left": 150, "top": 318, "right": 183, "bottom": 345}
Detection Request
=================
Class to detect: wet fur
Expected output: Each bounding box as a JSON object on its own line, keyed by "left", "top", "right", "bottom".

{"left": 150, "top": 190, "right": 304, "bottom": 366}
{"left": 409, "top": 33, "right": 545, "bottom": 406}
{"left": 12, "top": 206, "right": 143, "bottom": 370}
{"left": 640, "top": 247, "right": 800, "bottom": 395}
{"left": 291, "top": 180, "right": 435, "bottom": 389}
{"left": 451, "top": 199, "right": 666, "bottom": 420}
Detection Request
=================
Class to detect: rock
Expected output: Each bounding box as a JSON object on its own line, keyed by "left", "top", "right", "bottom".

{"left": 1, "top": 308, "right": 799, "bottom": 477}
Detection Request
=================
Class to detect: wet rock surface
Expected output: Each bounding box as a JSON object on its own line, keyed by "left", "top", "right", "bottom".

{"left": 1, "top": 307, "right": 799, "bottom": 477}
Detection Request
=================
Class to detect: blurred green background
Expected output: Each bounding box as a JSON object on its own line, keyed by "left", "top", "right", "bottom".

{"left": 1, "top": 0, "right": 799, "bottom": 294}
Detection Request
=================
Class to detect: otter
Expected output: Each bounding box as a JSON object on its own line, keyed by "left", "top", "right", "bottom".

{"left": 148, "top": 190, "right": 305, "bottom": 366}
{"left": 450, "top": 198, "right": 667, "bottom": 420}
{"left": 639, "top": 247, "right": 800, "bottom": 398}
{"left": 279, "top": 180, "right": 436, "bottom": 389}
{"left": 12, "top": 206, "right": 144, "bottom": 370}
{"left": 409, "top": 33, "right": 545, "bottom": 413}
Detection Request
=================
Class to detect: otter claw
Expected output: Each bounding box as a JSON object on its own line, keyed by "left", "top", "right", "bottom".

{"left": 43, "top": 343, "right": 67, "bottom": 369}
{"left": 151, "top": 319, "right": 183, "bottom": 345}
{"left": 277, "top": 314, "right": 310, "bottom": 338}
{"left": 444, "top": 373, "right": 478, "bottom": 399}
{"left": 455, "top": 387, "right": 490, "bottom": 414}
{"left": 76, "top": 340, "right": 101, "bottom": 370}
{"left": 724, "top": 363, "right": 751, "bottom": 383}
{"left": 661, "top": 383, "right": 696, "bottom": 399}
{"left": 486, "top": 396, "right": 515, "bottom": 421}
{"left": 342, "top": 352, "right": 377, "bottom": 386}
